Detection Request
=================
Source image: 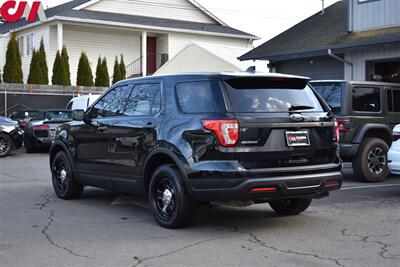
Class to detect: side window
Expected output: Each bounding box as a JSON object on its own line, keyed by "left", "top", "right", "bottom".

{"left": 66, "top": 101, "right": 73, "bottom": 110}
{"left": 176, "top": 81, "right": 217, "bottom": 113}
{"left": 352, "top": 87, "right": 381, "bottom": 112}
{"left": 124, "top": 83, "right": 161, "bottom": 116}
{"left": 91, "top": 85, "right": 132, "bottom": 118}
{"left": 387, "top": 89, "right": 400, "bottom": 113}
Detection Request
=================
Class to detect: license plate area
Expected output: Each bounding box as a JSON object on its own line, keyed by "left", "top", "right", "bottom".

{"left": 285, "top": 131, "right": 310, "bottom": 147}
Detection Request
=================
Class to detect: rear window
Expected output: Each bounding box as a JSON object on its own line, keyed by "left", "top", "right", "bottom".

{"left": 224, "top": 77, "right": 324, "bottom": 113}
{"left": 36, "top": 111, "right": 73, "bottom": 120}
{"left": 311, "top": 82, "right": 343, "bottom": 112}
{"left": 176, "top": 81, "right": 222, "bottom": 113}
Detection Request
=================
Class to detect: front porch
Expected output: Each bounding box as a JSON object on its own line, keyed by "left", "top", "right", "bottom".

{"left": 49, "top": 22, "right": 169, "bottom": 84}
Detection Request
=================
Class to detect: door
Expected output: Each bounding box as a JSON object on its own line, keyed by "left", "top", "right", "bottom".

{"left": 385, "top": 87, "right": 400, "bottom": 129}
{"left": 109, "top": 81, "right": 163, "bottom": 194}
{"left": 147, "top": 37, "right": 157, "bottom": 75}
{"left": 74, "top": 84, "right": 133, "bottom": 189}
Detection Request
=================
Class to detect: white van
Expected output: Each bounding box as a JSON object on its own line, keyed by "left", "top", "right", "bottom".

{"left": 66, "top": 95, "right": 101, "bottom": 111}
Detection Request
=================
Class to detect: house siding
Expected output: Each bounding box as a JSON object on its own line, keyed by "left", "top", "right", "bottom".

{"left": 84, "top": 0, "right": 216, "bottom": 24}
{"left": 344, "top": 45, "right": 400, "bottom": 80}
{"left": 61, "top": 24, "right": 141, "bottom": 85}
{"left": 276, "top": 56, "right": 344, "bottom": 80}
{"left": 352, "top": 0, "right": 400, "bottom": 31}
{"left": 168, "top": 32, "right": 251, "bottom": 59}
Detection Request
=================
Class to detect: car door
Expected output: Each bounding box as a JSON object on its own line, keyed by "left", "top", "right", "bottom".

{"left": 108, "top": 80, "right": 163, "bottom": 194}
{"left": 385, "top": 86, "right": 400, "bottom": 129}
{"left": 74, "top": 84, "right": 133, "bottom": 189}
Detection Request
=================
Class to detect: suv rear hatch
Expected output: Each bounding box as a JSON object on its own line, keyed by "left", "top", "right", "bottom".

{"left": 222, "top": 76, "right": 339, "bottom": 173}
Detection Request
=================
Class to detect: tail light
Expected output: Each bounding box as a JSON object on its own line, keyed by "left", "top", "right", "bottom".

{"left": 337, "top": 119, "right": 351, "bottom": 133}
{"left": 202, "top": 119, "right": 239, "bottom": 147}
{"left": 32, "top": 125, "right": 49, "bottom": 130}
{"left": 334, "top": 120, "right": 339, "bottom": 142}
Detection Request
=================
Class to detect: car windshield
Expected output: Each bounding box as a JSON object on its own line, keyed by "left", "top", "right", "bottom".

{"left": 310, "top": 82, "right": 343, "bottom": 113}
{"left": 223, "top": 77, "right": 324, "bottom": 113}
{"left": 37, "top": 111, "right": 73, "bottom": 121}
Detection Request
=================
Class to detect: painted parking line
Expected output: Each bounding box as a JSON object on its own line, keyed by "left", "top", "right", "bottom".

{"left": 341, "top": 183, "right": 400, "bottom": 190}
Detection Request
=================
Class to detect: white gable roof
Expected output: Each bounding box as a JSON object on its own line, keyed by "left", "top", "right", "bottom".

{"left": 155, "top": 41, "right": 254, "bottom": 75}
{"left": 74, "top": 0, "right": 226, "bottom": 25}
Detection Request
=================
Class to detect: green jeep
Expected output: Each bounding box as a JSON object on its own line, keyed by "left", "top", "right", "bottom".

{"left": 310, "top": 81, "right": 400, "bottom": 182}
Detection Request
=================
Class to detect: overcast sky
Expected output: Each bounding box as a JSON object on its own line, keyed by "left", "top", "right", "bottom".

{"left": 17, "top": 0, "right": 341, "bottom": 47}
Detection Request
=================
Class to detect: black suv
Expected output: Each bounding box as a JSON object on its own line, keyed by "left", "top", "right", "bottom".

{"left": 310, "top": 81, "right": 400, "bottom": 182}
{"left": 50, "top": 73, "right": 342, "bottom": 228}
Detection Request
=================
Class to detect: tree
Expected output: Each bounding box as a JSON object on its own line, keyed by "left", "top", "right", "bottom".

{"left": 3, "top": 33, "right": 23, "bottom": 83}
{"left": 76, "top": 52, "right": 93, "bottom": 86}
{"left": 112, "top": 56, "right": 121, "bottom": 84}
{"left": 95, "top": 57, "right": 110, "bottom": 87}
{"left": 61, "top": 46, "right": 71, "bottom": 85}
{"left": 119, "top": 54, "right": 126, "bottom": 80}
{"left": 52, "top": 51, "right": 64, "bottom": 85}
{"left": 37, "top": 39, "right": 48, "bottom": 84}
{"left": 27, "top": 50, "right": 41, "bottom": 84}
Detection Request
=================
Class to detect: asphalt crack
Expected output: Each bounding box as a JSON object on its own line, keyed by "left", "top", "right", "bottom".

{"left": 209, "top": 223, "right": 349, "bottom": 267}
{"left": 38, "top": 191, "right": 91, "bottom": 259}
{"left": 341, "top": 229, "right": 400, "bottom": 261}
{"left": 131, "top": 237, "right": 223, "bottom": 267}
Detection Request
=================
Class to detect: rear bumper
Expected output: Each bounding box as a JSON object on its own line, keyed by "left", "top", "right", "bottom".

{"left": 186, "top": 171, "right": 343, "bottom": 202}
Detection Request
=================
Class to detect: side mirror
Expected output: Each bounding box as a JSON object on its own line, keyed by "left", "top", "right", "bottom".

{"left": 72, "top": 110, "right": 85, "bottom": 121}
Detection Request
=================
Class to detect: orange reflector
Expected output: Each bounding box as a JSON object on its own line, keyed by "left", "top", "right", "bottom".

{"left": 251, "top": 187, "right": 277, "bottom": 193}
{"left": 325, "top": 179, "right": 339, "bottom": 187}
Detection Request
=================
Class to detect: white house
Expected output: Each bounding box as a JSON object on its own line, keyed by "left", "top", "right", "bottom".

{"left": 0, "top": 0, "right": 257, "bottom": 85}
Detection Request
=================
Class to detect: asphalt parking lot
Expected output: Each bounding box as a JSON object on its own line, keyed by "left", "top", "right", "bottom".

{"left": 1, "top": 150, "right": 400, "bottom": 267}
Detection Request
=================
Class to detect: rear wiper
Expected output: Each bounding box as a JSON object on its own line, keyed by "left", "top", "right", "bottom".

{"left": 288, "top": 105, "right": 315, "bottom": 112}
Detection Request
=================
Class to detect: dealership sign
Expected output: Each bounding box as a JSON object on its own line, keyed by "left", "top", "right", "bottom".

{"left": 0, "top": 1, "right": 46, "bottom": 23}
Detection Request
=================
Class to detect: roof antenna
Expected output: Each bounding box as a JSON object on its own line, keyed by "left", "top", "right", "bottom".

{"left": 321, "top": 0, "right": 325, "bottom": 15}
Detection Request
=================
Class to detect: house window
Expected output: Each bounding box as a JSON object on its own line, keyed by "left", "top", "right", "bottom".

{"left": 26, "top": 33, "right": 35, "bottom": 56}
{"left": 368, "top": 59, "right": 400, "bottom": 83}
{"left": 352, "top": 87, "right": 381, "bottom": 112}
{"left": 18, "top": 36, "right": 24, "bottom": 56}
{"left": 387, "top": 89, "right": 400, "bottom": 113}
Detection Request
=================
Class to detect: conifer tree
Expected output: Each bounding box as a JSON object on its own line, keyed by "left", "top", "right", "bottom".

{"left": 52, "top": 51, "right": 64, "bottom": 85}
{"left": 61, "top": 46, "right": 71, "bottom": 85}
{"left": 27, "top": 50, "right": 41, "bottom": 84}
{"left": 112, "top": 56, "right": 122, "bottom": 84}
{"left": 3, "top": 33, "right": 23, "bottom": 83}
{"left": 76, "top": 52, "right": 94, "bottom": 86}
{"left": 37, "top": 39, "right": 48, "bottom": 84}
{"left": 101, "top": 57, "right": 110, "bottom": 87}
{"left": 119, "top": 54, "right": 126, "bottom": 80}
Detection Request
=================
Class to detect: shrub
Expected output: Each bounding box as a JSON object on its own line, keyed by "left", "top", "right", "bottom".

{"left": 95, "top": 56, "right": 110, "bottom": 87}
{"left": 3, "top": 33, "right": 23, "bottom": 83}
{"left": 61, "top": 46, "right": 71, "bottom": 85}
{"left": 112, "top": 56, "right": 122, "bottom": 84}
{"left": 76, "top": 52, "right": 94, "bottom": 86}
{"left": 37, "top": 39, "right": 48, "bottom": 84}
{"left": 27, "top": 50, "right": 41, "bottom": 84}
{"left": 119, "top": 54, "right": 126, "bottom": 80}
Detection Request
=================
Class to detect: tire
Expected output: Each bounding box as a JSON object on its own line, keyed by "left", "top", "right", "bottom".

{"left": 0, "top": 133, "right": 14, "bottom": 157}
{"left": 352, "top": 138, "right": 389, "bottom": 182}
{"left": 25, "top": 140, "right": 36, "bottom": 153}
{"left": 269, "top": 198, "right": 312, "bottom": 215}
{"left": 51, "top": 151, "right": 84, "bottom": 199}
{"left": 149, "top": 164, "right": 197, "bottom": 229}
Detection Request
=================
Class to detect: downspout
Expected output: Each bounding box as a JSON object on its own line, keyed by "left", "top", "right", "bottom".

{"left": 328, "top": 49, "right": 353, "bottom": 80}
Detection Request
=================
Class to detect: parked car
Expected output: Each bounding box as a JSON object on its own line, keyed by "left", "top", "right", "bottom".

{"left": 388, "top": 124, "right": 400, "bottom": 175}
{"left": 9, "top": 109, "right": 39, "bottom": 129}
{"left": 0, "top": 116, "right": 23, "bottom": 157}
{"left": 310, "top": 80, "right": 400, "bottom": 182}
{"left": 50, "top": 73, "right": 342, "bottom": 228}
{"left": 24, "top": 110, "right": 73, "bottom": 153}
{"left": 66, "top": 95, "right": 101, "bottom": 111}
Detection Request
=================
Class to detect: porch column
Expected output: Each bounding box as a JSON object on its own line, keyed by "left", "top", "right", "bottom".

{"left": 141, "top": 31, "right": 147, "bottom": 76}
{"left": 57, "top": 23, "right": 63, "bottom": 51}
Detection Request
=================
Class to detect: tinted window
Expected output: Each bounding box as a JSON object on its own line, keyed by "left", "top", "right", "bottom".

{"left": 176, "top": 81, "right": 218, "bottom": 113}
{"left": 224, "top": 78, "right": 324, "bottom": 113}
{"left": 352, "top": 87, "right": 381, "bottom": 112}
{"left": 387, "top": 89, "right": 400, "bottom": 113}
{"left": 91, "top": 85, "right": 132, "bottom": 118}
{"left": 311, "top": 82, "right": 343, "bottom": 112}
{"left": 124, "top": 83, "right": 161, "bottom": 116}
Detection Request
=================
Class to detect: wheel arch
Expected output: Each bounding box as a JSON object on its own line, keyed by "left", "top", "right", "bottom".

{"left": 142, "top": 147, "right": 189, "bottom": 195}
{"left": 353, "top": 124, "right": 392, "bottom": 146}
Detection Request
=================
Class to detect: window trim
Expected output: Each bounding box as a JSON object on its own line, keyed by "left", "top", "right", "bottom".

{"left": 351, "top": 86, "right": 382, "bottom": 114}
